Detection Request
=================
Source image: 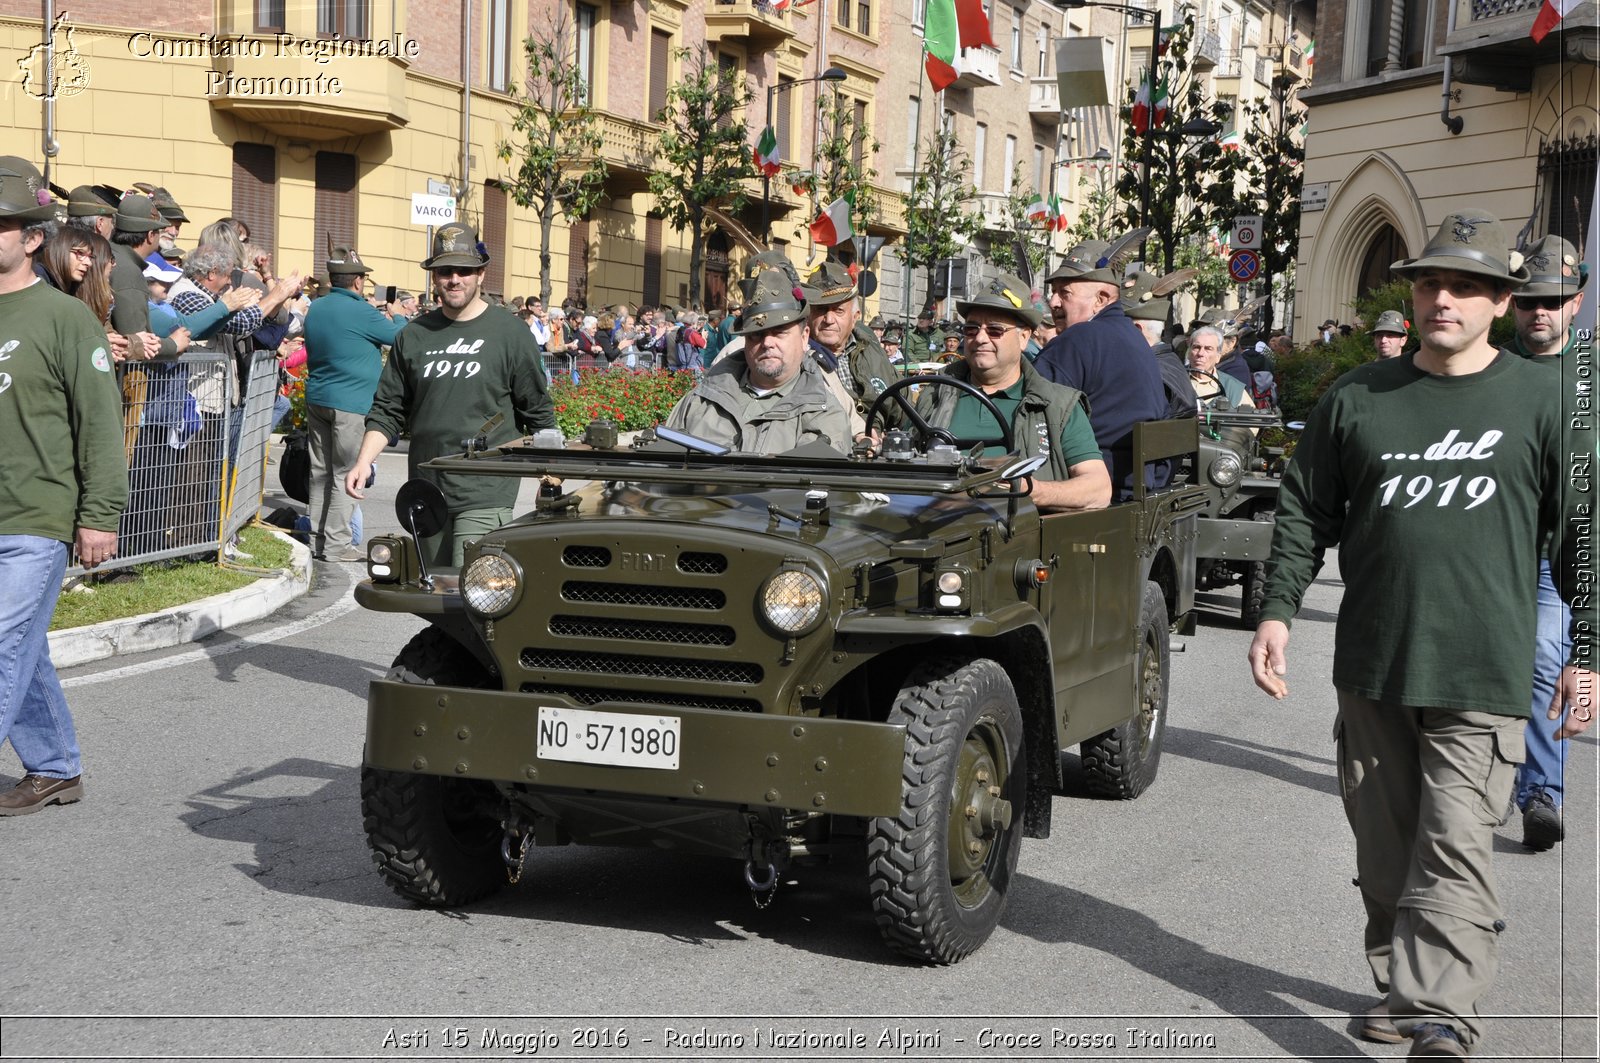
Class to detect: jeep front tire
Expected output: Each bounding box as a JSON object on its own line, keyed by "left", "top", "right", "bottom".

{"left": 867, "top": 657, "right": 1025, "bottom": 964}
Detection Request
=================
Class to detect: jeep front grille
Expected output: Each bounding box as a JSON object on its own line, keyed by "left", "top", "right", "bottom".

{"left": 519, "top": 649, "right": 762, "bottom": 685}
{"left": 549, "top": 615, "right": 736, "bottom": 647}
{"left": 561, "top": 581, "right": 725, "bottom": 610}
{"left": 677, "top": 551, "right": 728, "bottom": 574}
{"left": 562, "top": 545, "right": 611, "bottom": 568}
{"left": 520, "top": 684, "right": 762, "bottom": 713}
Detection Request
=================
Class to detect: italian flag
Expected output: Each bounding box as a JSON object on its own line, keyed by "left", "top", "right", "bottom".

{"left": 1049, "top": 195, "right": 1068, "bottom": 232}
{"left": 753, "top": 126, "right": 781, "bottom": 178}
{"left": 768, "top": 0, "right": 792, "bottom": 11}
{"left": 1026, "top": 196, "right": 1050, "bottom": 223}
{"left": 1304, "top": 39, "right": 1315, "bottom": 65}
{"left": 810, "top": 196, "right": 856, "bottom": 247}
{"left": 1131, "top": 75, "right": 1170, "bottom": 135}
{"left": 1531, "top": 0, "right": 1579, "bottom": 41}
{"left": 923, "top": 0, "right": 995, "bottom": 93}
{"left": 1218, "top": 129, "right": 1243, "bottom": 151}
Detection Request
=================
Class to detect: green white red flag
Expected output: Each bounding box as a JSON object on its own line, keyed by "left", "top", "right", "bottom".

{"left": 810, "top": 196, "right": 855, "bottom": 247}
{"left": 923, "top": 0, "right": 996, "bottom": 93}
{"left": 1026, "top": 196, "right": 1049, "bottom": 223}
{"left": 754, "top": 126, "right": 781, "bottom": 178}
{"left": 1531, "top": 0, "right": 1579, "bottom": 41}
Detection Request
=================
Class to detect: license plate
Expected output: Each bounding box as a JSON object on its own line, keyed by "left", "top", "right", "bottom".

{"left": 537, "top": 706, "right": 681, "bottom": 770}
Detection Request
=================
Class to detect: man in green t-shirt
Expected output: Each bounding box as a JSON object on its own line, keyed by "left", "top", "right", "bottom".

{"left": 0, "top": 158, "right": 126, "bottom": 816}
{"left": 916, "top": 271, "right": 1110, "bottom": 512}
{"left": 1248, "top": 209, "right": 1596, "bottom": 1058}
{"left": 344, "top": 224, "right": 555, "bottom": 568}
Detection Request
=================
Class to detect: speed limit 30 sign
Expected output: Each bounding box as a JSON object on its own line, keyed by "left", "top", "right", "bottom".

{"left": 1232, "top": 214, "right": 1262, "bottom": 250}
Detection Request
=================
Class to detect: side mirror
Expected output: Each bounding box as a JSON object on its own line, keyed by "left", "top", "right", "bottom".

{"left": 395, "top": 478, "right": 448, "bottom": 539}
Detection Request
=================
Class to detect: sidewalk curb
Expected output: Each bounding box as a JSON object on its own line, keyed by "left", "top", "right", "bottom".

{"left": 48, "top": 530, "right": 314, "bottom": 670}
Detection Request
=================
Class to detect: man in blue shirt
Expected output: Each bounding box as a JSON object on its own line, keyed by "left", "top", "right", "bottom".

{"left": 302, "top": 247, "right": 404, "bottom": 562}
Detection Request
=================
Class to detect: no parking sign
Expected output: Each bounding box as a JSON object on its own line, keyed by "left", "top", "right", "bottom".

{"left": 1228, "top": 249, "right": 1261, "bottom": 283}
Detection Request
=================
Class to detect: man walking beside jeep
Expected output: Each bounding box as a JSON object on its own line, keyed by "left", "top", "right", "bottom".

{"left": 1248, "top": 208, "right": 1595, "bottom": 1058}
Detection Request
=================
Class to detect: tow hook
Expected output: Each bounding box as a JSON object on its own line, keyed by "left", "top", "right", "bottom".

{"left": 742, "top": 839, "right": 788, "bottom": 910}
{"left": 500, "top": 821, "right": 532, "bottom": 885}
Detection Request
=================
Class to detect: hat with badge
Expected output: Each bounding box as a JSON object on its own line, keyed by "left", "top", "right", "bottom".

{"left": 133, "top": 183, "right": 188, "bottom": 225}
{"left": 0, "top": 156, "right": 63, "bottom": 223}
{"left": 957, "top": 270, "right": 1043, "bottom": 328}
{"left": 1518, "top": 233, "right": 1588, "bottom": 297}
{"left": 868, "top": 314, "right": 887, "bottom": 329}
{"left": 114, "top": 192, "right": 167, "bottom": 233}
{"left": 422, "top": 222, "right": 490, "bottom": 271}
{"left": 734, "top": 268, "right": 809, "bottom": 336}
{"left": 326, "top": 245, "right": 372, "bottom": 277}
{"left": 65, "top": 184, "right": 116, "bottom": 218}
{"left": 1044, "top": 226, "right": 1151, "bottom": 286}
{"left": 805, "top": 259, "right": 857, "bottom": 307}
{"left": 1371, "top": 310, "right": 1408, "bottom": 335}
{"left": 1122, "top": 269, "right": 1170, "bottom": 322}
{"left": 738, "top": 249, "right": 813, "bottom": 304}
{"left": 1391, "top": 207, "right": 1529, "bottom": 285}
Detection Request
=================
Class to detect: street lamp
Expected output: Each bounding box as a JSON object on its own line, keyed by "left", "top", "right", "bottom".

{"left": 763, "top": 65, "right": 847, "bottom": 243}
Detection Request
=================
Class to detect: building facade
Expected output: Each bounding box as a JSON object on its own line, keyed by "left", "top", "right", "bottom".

{"left": 1293, "top": 0, "right": 1597, "bottom": 341}
{"left": 3, "top": 0, "right": 1308, "bottom": 320}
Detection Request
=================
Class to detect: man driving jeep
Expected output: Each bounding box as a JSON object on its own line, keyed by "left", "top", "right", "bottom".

{"left": 916, "top": 272, "right": 1111, "bottom": 512}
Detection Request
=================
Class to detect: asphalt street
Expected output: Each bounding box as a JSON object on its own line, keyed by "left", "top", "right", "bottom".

{"left": 1, "top": 445, "right": 1595, "bottom": 1062}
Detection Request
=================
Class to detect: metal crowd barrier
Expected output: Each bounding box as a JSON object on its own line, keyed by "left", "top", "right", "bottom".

{"left": 70, "top": 347, "right": 280, "bottom": 577}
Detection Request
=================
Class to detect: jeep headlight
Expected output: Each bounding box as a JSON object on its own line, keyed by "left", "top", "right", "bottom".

{"left": 761, "top": 570, "right": 824, "bottom": 635}
{"left": 462, "top": 553, "right": 521, "bottom": 617}
{"left": 1208, "top": 452, "right": 1243, "bottom": 488}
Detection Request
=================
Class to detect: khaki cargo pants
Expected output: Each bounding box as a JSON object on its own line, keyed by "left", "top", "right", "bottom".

{"left": 1334, "top": 690, "right": 1525, "bottom": 1049}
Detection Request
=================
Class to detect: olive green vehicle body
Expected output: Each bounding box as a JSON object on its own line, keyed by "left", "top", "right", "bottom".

{"left": 358, "top": 420, "right": 1205, "bottom": 856}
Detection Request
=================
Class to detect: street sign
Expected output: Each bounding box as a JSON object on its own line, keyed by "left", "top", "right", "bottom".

{"left": 1232, "top": 214, "right": 1262, "bottom": 250}
{"left": 411, "top": 193, "right": 456, "bottom": 225}
{"left": 426, "top": 179, "right": 453, "bottom": 197}
{"left": 1228, "top": 248, "right": 1261, "bottom": 283}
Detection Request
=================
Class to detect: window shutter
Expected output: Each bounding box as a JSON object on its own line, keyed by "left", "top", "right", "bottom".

{"left": 231, "top": 142, "right": 277, "bottom": 261}
{"left": 313, "top": 152, "right": 358, "bottom": 266}
{"left": 568, "top": 219, "right": 590, "bottom": 302}
{"left": 643, "top": 215, "right": 663, "bottom": 307}
{"left": 649, "top": 30, "right": 671, "bottom": 120}
{"left": 483, "top": 181, "right": 508, "bottom": 296}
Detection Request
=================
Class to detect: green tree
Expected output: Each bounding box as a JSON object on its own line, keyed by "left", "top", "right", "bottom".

{"left": 804, "top": 88, "right": 880, "bottom": 258}
{"left": 988, "top": 163, "right": 1051, "bottom": 285}
{"left": 900, "top": 121, "right": 983, "bottom": 298}
{"left": 1173, "top": 238, "right": 1230, "bottom": 311}
{"left": 495, "top": 12, "right": 609, "bottom": 306}
{"left": 1112, "top": 13, "right": 1238, "bottom": 274}
{"left": 1216, "top": 74, "right": 1305, "bottom": 334}
{"left": 648, "top": 46, "right": 754, "bottom": 308}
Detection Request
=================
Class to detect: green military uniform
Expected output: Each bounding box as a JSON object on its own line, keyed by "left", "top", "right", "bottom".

{"left": 916, "top": 358, "right": 1094, "bottom": 481}
{"left": 665, "top": 356, "right": 848, "bottom": 454}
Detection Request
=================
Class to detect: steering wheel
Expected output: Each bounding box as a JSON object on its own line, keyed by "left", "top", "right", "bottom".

{"left": 864, "top": 374, "right": 1016, "bottom": 454}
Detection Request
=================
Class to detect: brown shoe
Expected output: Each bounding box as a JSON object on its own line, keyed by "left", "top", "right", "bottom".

{"left": 0, "top": 774, "right": 84, "bottom": 816}
{"left": 1360, "top": 1001, "right": 1406, "bottom": 1044}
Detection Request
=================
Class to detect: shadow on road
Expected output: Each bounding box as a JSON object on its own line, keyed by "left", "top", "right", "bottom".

{"left": 1165, "top": 725, "right": 1338, "bottom": 796}
{"left": 1004, "top": 874, "right": 1371, "bottom": 1058}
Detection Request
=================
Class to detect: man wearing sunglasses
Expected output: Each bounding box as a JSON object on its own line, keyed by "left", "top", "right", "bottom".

{"left": 344, "top": 223, "right": 555, "bottom": 569}
{"left": 917, "top": 272, "right": 1110, "bottom": 512}
{"left": 1507, "top": 233, "right": 1590, "bottom": 852}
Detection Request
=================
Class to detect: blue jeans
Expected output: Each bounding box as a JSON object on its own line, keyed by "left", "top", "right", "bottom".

{"left": 1517, "top": 559, "right": 1570, "bottom": 808}
{"left": 0, "top": 536, "right": 81, "bottom": 779}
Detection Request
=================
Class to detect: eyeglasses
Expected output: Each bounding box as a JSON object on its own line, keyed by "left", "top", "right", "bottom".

{"left": 433, "top": 267, "right": 481, "bottom": 278}
{"left": 960, "top": 323, "right": 1022, "bottom": 340}
{"left": 1513, "top": 294, "right": 1571, "bottom": 311}
{"left": 69, "top": 247, "right": 93, "bottom": 260}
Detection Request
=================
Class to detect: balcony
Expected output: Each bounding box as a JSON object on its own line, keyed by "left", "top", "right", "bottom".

{"left": 1028, "top": 76, "right": 1061, "bottom": 120}
{"left": 1441, "top": 0, "right": 1598, "bottom": 90}
{"left": 207, "top": 52, "right": 408, "bottom": 140}
{"left": 705, "top": 0, "right": 796, "bottom": 48}
{"left": 974, "top": 191, "right": 1013, "bottom": 232}
{"left": 953, "top": 46, "right": 1003, "bottom": 89}
{"left": 592, "top": 111, "right": 659, "bottom": 196}
{"left": 1192, "top": 30, "right": 1223, "bottom": 69}
{"left": 1212, "top": 49, "right": 1243, "bottom": 96}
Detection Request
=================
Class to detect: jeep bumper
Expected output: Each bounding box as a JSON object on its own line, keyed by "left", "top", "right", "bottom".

{"left": 365, "top": 681, "right": 908, "bottom": 818}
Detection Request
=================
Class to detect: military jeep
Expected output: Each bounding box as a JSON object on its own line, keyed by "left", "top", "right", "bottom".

{"left": 1188, "top": 398, "right": 1285, "bottom": 627}
{"left": 355, "top": 384, "right": 1206, "bottom": 964}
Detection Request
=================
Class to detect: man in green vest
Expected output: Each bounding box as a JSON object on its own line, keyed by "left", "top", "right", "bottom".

{"left": 916, "top": 271, "right": 1110, "bottom": 512}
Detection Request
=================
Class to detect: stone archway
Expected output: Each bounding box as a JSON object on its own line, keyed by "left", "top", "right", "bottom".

{"left": 1356, "top": 223, "right": 1408, "bottom": 299}
{"left": 1300, "top": 152, "right": 1427, "bottom": 341}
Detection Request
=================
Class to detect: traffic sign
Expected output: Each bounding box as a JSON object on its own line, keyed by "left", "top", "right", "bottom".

{"left": 411, "top": 193, "right": 457, "bottom": 225}
{"left": 1228, "top": 248, "right": 1261, "bottom": 283}
{"left": 1232, "top": 214, "right": 1262, "bottom": 250}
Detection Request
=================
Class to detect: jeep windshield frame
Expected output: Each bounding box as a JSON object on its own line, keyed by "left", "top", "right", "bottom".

{"left": 422, "top": 443, "right": 1019, "bottom": 495}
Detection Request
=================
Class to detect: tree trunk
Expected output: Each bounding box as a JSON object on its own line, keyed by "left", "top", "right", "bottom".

{"left": 538, "top": 201, "right": 555, "bottom": 308}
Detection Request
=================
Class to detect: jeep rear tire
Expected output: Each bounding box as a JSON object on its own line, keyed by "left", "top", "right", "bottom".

{"left": 1238, "top": 507, "right": 1275, "bottom": 629}
{"left": 867, "top": 657, "right": 1025, "bottom": 965}
{"left": 1081, "top": 582, "right": 1169, "bottom": 799}
{"left": 361, "top": 627, "right": 505, "bottom": 907}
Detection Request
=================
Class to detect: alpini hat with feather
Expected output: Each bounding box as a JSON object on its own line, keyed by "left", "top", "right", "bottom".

{"left": 957, "top": 271, "right": 1043, "bottom": 328}
{"left": 1123, "top": 267, "right": 1197, "bottom": 322}
{"left": 1390, "top": 207, "right": 1529, "bottom": 285}
{"left": 1045, "top": 226, "right": 1151, "bottom": 285}
{"left": 422, "top": 222, "right": 490, "bottom": 271}
{"left": 1518, "top": 233, "right": 1587, "bottom": 297}
{"left": 0, "top": 157, "right": 63, "bottom": 223}
{"left": 735, "top": 268, "right": 809, "bottom": 336}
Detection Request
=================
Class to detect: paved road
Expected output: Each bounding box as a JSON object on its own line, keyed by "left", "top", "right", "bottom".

{"left": 2, "top": 451, "right": 1595, "bottom": 1061}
